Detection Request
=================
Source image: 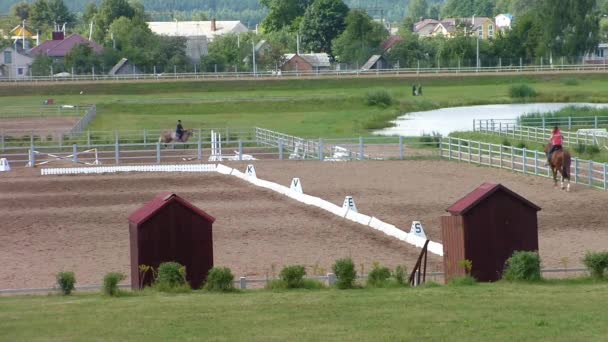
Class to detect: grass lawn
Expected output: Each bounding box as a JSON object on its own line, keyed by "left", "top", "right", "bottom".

{"left": 1, "top": 281, "right": 607, "bottom": 341}
{"left": 3, "top": 74, "right": 608, "bottom": 138}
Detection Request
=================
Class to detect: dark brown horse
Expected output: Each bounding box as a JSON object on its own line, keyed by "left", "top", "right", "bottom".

{"left": 545, "top": 143, "right": 571, "bottom": 191}
{"left": 158, "top": 129, "right": 194, "bottom": 147}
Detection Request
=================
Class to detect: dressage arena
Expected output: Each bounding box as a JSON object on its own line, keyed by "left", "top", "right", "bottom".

{"left": 1, "top": 160, "right": 607, "bottom": 290}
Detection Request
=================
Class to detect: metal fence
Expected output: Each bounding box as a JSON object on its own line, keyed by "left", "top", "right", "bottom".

{"left": 0, "top": 105, "right": 87, "bottom": 118}
{"left": 3, "top": 62, "right": 608, "bottom": 83}
{"left": 440, "top": 136, "right": 608, "bottom": 190}
{"left": 474, "top": 119, "right": 608, "bottom": 147}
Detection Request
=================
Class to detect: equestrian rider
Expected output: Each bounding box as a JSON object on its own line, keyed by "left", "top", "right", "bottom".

{"left": 547, "top": 125, "right": 563, "bottom": 166}
{"left": 176, "top": 120, "right": 184, "bottom": 142}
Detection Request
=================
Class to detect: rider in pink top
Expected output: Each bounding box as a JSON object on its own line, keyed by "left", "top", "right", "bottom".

{"left": 547, "top": 126, "right": 563, "bottom": 165}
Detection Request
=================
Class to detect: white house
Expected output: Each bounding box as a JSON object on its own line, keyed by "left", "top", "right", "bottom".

{"left": 495, "top": 14, "right": 513, "bottom": 30}
{"left": 584, "top": 43, "right": 608, "bottom": 64}
{"left": 0, "top": 47, "right": 32, "bottom": 79}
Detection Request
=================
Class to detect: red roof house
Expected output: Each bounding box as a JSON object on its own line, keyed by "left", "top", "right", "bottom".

{"left": 29, "top": 33, "right": 103, "bottom": 58}
{"left": 128, "top": 193, "right": 215, "bottom": 289}
{"left": 441, "top": 183, "right": 541, "bottom": 282}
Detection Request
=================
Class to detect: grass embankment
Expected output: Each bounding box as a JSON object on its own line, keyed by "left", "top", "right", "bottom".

{"left": 3, "top": 74, "right": 608, "bottom": 138}
{"left": 519, "top": 105, "right": 608, "bottom": 128}
{"left": 1, "top": 281, "right": 608, "bottom": 341}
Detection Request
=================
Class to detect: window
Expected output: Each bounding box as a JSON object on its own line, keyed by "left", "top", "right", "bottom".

{"left": 489, "top": 24, "right": 494, "bottom": 38}
{"left": 478, "top": 30, "right": 483, "bottom": 38}
{"left": 17, "top": 67, "right": 23, "bottom": 75}
{"left": 3, "top": 51, "right": 12, "bottom": 64}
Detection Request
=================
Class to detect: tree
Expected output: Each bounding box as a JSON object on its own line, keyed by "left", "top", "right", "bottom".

{"left": 31, "top": 55, "right": 53, "bottom": 76}
{"left": 260, "top": 0, "right": 313, "bottom": 32}
{"left": 94, "top": 0, "right": 138, "bottom": 42}
{"left": 332, "top": 9, "right": 388, "bottom": 65}
{"left": 441, "top": 0, "right": 494, "bottom": 18}
{"left": 428, "top": 4, "right": 441, "bottom": 20}
{"left": 47, "top": 0, "right": 76, "bottom": 28}
{"left": 408, "top": 0, "right": 428, "bottom": 22}
{"left": 65, "top": 44, "right": 101, "bottom": 74}
{"left": 82, "top": 3, "right": 98, "bottom": 27}
{"left": 29, "top": 0, "right": 51, "bottom": 31}
{"left": 299, "top": 0, "right": 349, "bottom": 55}
{"left": 11, "top": 2, "right": 31, "bottom": 20}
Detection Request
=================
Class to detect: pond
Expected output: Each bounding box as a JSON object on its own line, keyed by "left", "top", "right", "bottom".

{"left": 374, "top": 103, "right": 608, "bottom": 137}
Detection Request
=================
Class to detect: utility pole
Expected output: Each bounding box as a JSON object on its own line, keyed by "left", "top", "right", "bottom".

{"left": 476, "top": 36, "right": 480, "bottom": 70}
{"left": 252, "top": 41, "right": 256, "bottom": 76}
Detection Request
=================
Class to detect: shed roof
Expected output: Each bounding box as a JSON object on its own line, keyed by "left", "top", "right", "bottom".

{"left": 361, "top": 55, "right": 384, "bottom": 70}
{"left": 128, "top": 192, "right": 216, "bottom": 225}
{"left": 446, "top": 183, "right": 541, "bottom": 215}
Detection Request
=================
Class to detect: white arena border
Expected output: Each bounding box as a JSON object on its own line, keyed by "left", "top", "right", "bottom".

{"left": 40, "top": 163, "right": 444, "bottom": 256}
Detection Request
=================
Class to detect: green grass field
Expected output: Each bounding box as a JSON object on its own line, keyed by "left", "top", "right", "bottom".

{"left": 3, "top": 74, "right": 608, "bottom": 138}
{"left": 1, "top": 281, "right": 607, "bottom": 341}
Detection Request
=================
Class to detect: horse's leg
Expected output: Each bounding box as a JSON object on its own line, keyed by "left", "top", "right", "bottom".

{"left": 553, "top": 167, "right": 558, "bottom": 187}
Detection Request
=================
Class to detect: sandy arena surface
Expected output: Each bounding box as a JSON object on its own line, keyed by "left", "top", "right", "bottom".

{"left": 0, "top": 117, "right": 78, "bottom": 134}
{"left": 1, "top": 160, "right": 607, "bottom": 289}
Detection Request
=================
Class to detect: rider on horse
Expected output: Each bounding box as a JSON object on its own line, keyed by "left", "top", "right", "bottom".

{"left": 547, "top": 125, "right": 563, "bottom": 166}
{"left": 176, "top": 120, "right": 184, "bottom": 142}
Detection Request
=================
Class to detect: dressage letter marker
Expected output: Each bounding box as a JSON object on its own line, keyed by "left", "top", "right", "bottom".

{"left": 410, "top": 221, "right": 427, "bottom": 240}
{"left": 0, "top": 158, "right": 10, "bottom": 172}
{"left": 290, "top": 178, "right": 303, "bottom": 193}
{"left": 246, "top": 164, "right": 257, "bottom": 178}
{"left": 342, "top": 196, "right": 357, "bottom": 213}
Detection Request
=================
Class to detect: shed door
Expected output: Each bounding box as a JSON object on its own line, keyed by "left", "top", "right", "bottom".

{"left": 441, "top": 216, "right": 465, "bottom": 283}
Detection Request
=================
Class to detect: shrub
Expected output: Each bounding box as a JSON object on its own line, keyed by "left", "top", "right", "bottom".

{"left": 448, "top": 275, "right": 477, "bottom": 286}
{"left": 266, "top": 278, "right": 326, "bottom": 290}
{"left": 503, "top": 251, "right": 542, "bottom": 282}
{"left": 509, "top": 84, "right": 538, "bottom": 99}
{"left": 204, "top": 267, "right": 235, "bottom": 292}
{"left": 56, "top": 271, "right": 76, "bottom": 295}
{"left": 587, "top": 145, "right": 601, "bottom": 155}
{"left": 332, "top": 258, "right": 357, "bottom": 289}
{"left": 419, "top": 132, "right": 442, "bottom": 147}
{"left": 516, "top": 141, "right": 527, "bottom": 149}
{"left": 279, "top": 265, "right": 306, "bottom": 289}
{"left": 155, "top": 262, "right": 189, "bottom": 292}
{"left": 583, "top": 252, "right": 608, "bottom": 279}
{"left": 367, "top": 263, "right": 392, "bottom": 287}
{"left": 103, "top": 272, "right": 126, "bottom": 296}
{"left": 563, "top": 78, "right": 579, "bottom": 86}
{"left": 364, "top": 89, "right": 394, "bottom": 107}
{"left": 393, "top": 265, "right": 407, "bottom": 285}
{"left": 502, "top": 139, "right": 511, "bottom": 147}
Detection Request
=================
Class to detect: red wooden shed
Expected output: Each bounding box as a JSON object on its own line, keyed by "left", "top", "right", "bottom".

{"left": 441, "top": 183, "right": 541, "bottom": 282}
{"left": 128, "top": 193, "right": 215, "bottom": 289}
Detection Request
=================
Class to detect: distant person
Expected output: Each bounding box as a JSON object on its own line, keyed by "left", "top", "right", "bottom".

{"left": 176, "top": 120, "right": 184, "bottom": 141}
{"left": 546, "top": 125, "right": 563, "bottom": 166}
{"left": 418, "top": 84, "right": 423, "bottom": 96}
{"left": 412, "top": 84, "right": 417, "bottom": 96}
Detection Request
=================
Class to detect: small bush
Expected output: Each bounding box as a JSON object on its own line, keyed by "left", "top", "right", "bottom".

{"left": 393, "top": 265, "right": 407, "bottom": 285}
{"left": 367, "top": 263, "right": 392, "bottom": 287}
{"left": 509, "top": 84, "right": 538, "bottom": 99}
{"left": 56, "top": 271, "right": 76, "bottom": 295}
{"left": 503, "top": 251, "right": 542, "bottom": 282}
{"left": 155, "top": 262, "right": 188, "bottom": 292}
{"left": 332, "top": 258, "right": 357, "bottom": 289}
{"left": 103, "top": 272, "right": 126, "bottom": 296}
{"left": 583, "top": 252, "right": 608, "bottom": 279}
{"left": 266, "top": 278, "right": 326, "bottom": 290}
{"left": 563, "top": 78, "right": 579, "bottom": 86}
{"left": 502, "top": 139, "right": 511, "bottom": 147}
{"left": 419, "top": 132, "right": 442, "bottom": 147}
{"left": 279, "top": 265, "right": 306, "bottom": 288}
{"left": 364, "top": 89, "right": 394, "bottom": 107}
{"left": 516, "top": 141, "right": 527, "bottom": 149}
{"left": 448, "top": 275, "right": 477, "bottom": 286}
{"left": 204, "top": 267, "right": 235, "bottom": 292}
{"left": 587, "top": 145, "right": 600, "bottom": 155}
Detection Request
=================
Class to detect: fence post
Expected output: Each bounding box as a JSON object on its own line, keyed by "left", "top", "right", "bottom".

{"left": 0, "top": 130, "right": 4, "bottom": 152}
{"left": 239, "top": 277, "right": 247, "bottom": 290}
{"left": 359, "top": 136, "right": 364, "bottom": 160}
{"left": 238, "top": 140, "right": 243, "bottom": 161}
{"left": 59, "top": 133, "right": 63, "bottom": 148}
{"left": 542, "top": 117, "right": 546, "bottom": 129}
{"left": 472, "top": 119, "right": 475, "bottom": 132}
{"left": 522, "top": 148, "right": 527, "bottom": 174}
{"left": 279, "top": 139, "right": 284, "bottom": 160}
{"left": 499, "top": 122, "right": 502, "bottom": 136}
{"left": 604, "top": 163, "right": 607, "bottom": 190}
{"left": 327, "top": 273, "right": 336, "bottom": 286}
{"left": 143, "top": 129, "right": 147, "bottom": 144}
{"left": 457, "top": 139, "right": 461, "bottom": 161}
{"left": 574, "top": 158, "right": 578, "bottom": 184}
{"left": 157, "top": 142, "right": 161, "bottom": 163}
{"left": 115, "top": 138, "right": 120, "bottom": 164}
{"left": 477, "top": 142, "right": 481, "bottom": 164}
{"left": 568, "top": 117, "right": 572, "bottom": 130}
{"left": 226, "top": 127, "right": 230, "bottom": 144}
{"left": 399, "top": 136, "right": 404, "bottom": 160}
{"left": 29, "top": 143, "right": 36, "bottom": 167}
{"left": 72, "top": 144, "right": 78, "bottom": 164}
{"left": 319, "top": 139, "right": 324, "bottom": 161}
{"left": 595, "top": 116, "right": 598, "bottom": 129}
{"left": 197, "top": 136, "right": 202, "bottom": 161}
{"left": 448, "top": 137, "right": 452, "bottom": 160}
{"left": 534, "top": 150, "right": 538, "bottom": 175}
{"left": 589, "top": 160, "right": 593, "bottom": 187}
{"left": 499, "top": 145, "right": 503, "bottom": 169}
{"left": 87, "top": 130, "right": 91, "bottom": 147}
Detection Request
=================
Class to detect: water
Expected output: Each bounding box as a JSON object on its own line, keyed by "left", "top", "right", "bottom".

{"left": 374, "top": 103, "right": 608, "bottom": 137}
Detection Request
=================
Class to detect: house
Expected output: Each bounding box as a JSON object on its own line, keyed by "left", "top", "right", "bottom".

{"left": 495, "top": 14, "right": 513, "bottom": 30}
{"left": 381, "top": 35, "right": 404, "bottom": 54}
{"left": 147, "top": 19, "right": 248, "bottom": 61}
{"left": 29, "top": 32, "right": 103, "bottom": 61}
{"left": 361, "top": 55, "right": 389, "bottom": 70}
{"left": 108, "top": 58, "right": 142, "bottom": 76}
{"left": 414, "top": 19, "right": 439, "bottom": 37}
{"left": 416, "top": 17, "right": 496, "bottom": 40}
{"left": 0, "top": 46, "right": 33, "bottom": 79}
{"left": 584, "top": 43, "right": 608, "bottom": 64}
{"left": 281, "top": 53, "right": 331, "bottom": 73}
{"left": 10, "top": 25, "right": 39, "bottom": 49}
{"left": 441, "top": 183, "right": 540, "bottom": 282}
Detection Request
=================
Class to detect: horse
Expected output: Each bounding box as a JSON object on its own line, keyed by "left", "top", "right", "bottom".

{"left": 544, "top": 143, "right": 572, "bottom": 191}
{"left": 158, "top": 128, "right": 194, "bottom": 148}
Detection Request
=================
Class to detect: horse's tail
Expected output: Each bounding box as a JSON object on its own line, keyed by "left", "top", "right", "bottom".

{"left": 562, "top": 151, "right": 571, "bottom": 180}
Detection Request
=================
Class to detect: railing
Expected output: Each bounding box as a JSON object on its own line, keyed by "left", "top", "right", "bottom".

{"left": 474, "top": 119, "right": 608, "bottom": 147}
{"left": 440, "top": 137, "right": 608, "bottom": 190}
{"left": 3, "top": 62, "right": 608, "bottom": 83}
{"left": 69, "top": 105, "right": 97, "bottom": 135}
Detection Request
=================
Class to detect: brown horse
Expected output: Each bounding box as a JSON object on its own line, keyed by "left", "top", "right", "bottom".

{"left": 544, "top": 143, "right": 572, "bottom": 191}
{"left": 158, "top": 129, "right": 194, "bottom": 147}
